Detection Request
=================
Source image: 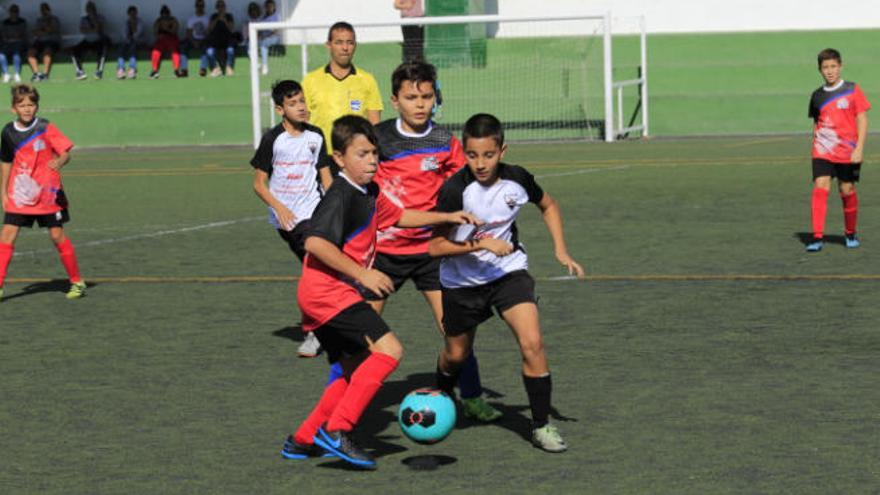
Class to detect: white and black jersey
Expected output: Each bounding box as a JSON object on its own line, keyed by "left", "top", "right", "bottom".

{"left": 435, "top": 163, "right": 544, "bottom": 288}
{"left": 250, "top": 123, "right": 331, "bottom": 230}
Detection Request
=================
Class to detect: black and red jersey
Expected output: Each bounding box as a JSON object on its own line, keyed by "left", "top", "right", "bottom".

{"left": 373, "top": 119, "right": 465, "bottom": 256}
{"left": 809, "top": 81, "right": 871, "bottom": 163}
{"left": 297, "top": 174, "right": 403, "bottom": 331}
{"left": 1, "top": 118, "right": 74, "bottom": 215}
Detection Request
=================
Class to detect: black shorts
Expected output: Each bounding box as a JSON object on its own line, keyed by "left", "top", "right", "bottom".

{"left": 277, "top": 219, "right": 312, "bottom": 262}
{"left": 812, "top": 159, "right": 861, "bottom": 182}
{"left": 4, "top": 209, "right": 70, "bottom": 228}
{"left": 441, "top": 270, "right": 537, "bottom": 336}
{"left": 313, "top": 301, "right": 391, "bottom": 364}
{"left": 362, "top": 252, "right": 441, "bottom": 301}
{"left": 31, "top": 40, "right": 61, "bottom": 55}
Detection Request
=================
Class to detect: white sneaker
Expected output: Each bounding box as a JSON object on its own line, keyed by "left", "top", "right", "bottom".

{"left": 297, "top": 332, "right": 322, "bottom": 358}
{"left": 2, "top": 73, "right": 9, "bottom": 83}
{"left": 225, "top": 66, "right": 234, "bottom": 76}
{"left": 261, "top": 65, "right": 268, "bottom": 76}
{"left": 210, "top": 67, "right": 222, "bottom": 77}
{"left": 126, "top": 68, "right": 136, "bottom": 79}
{"left": 116, "top": 68, "right": 126, "bottom": 79}
{"left": 13, "top": 73, "right": 20, "bottom": 83}
{"left": 531, "top": 423, "right": 568, "bottom": 453}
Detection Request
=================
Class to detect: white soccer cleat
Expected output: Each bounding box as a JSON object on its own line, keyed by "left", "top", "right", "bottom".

{"left": 297, "top": 332, "right": 322, "bottom": 358}
{"left": 2, "top": 73, "right": 10, "bottom": 83}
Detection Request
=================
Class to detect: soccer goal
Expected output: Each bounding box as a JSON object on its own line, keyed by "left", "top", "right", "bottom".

{"left": 248, "top": 13, "right": 647, "bottom": 147}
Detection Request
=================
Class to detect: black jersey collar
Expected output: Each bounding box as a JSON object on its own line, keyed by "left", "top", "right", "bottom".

{"left": 324, "top": 64, "right": 357, "bottom": 81}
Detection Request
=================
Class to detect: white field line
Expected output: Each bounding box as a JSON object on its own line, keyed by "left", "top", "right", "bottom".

{"left": 535, "top": 165, "right": 629, "bottom": 178}
{"left": 13, "top": 216, "right": 264, "bottom": 257}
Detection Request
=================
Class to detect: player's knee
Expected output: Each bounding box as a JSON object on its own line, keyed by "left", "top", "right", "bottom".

{"left": 519, "top": 337, "right": 545, "bottom": 362}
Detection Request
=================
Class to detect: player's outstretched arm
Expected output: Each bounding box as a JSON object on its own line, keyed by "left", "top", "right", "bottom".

{"left": 395, "top": 209, "right": 480, "bottom": 229}
{"left": 852, "top": 111, "right": 869, "bottom": 163}
{"left": 428, "top": 225, "right": 514, "bottom": 258}
{"left": 304, "top": 236, "right": 394, "bottom": 297}
{"left": 252, "top": 169, "right": 296, "bottom": 230}
{"left": 537, "top": 193, "right": 585, "bottom": 278}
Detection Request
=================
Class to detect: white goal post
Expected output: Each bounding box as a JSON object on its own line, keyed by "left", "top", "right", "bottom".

{"left": 248, "top": 12, "right": 647, "bottom": 147}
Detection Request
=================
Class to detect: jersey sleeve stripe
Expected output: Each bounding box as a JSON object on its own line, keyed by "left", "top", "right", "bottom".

{"left": 14, "top": 129, "right": 47, "bottom": 154}
{"left": 387, "top": 145, "right": 451, "bottom": 160}
{"left": 819, "top": 89, "right": 855, "bottom": 111}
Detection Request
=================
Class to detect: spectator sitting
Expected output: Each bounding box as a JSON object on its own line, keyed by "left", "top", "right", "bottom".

{"left": 0, "top": 4, "right": 27, "bottom": 84}
{"left": 181, "top": 0, "right": 210, "bottom": 77}
{"left": 72, "top": 1, "right": 110, "bottom": 80}
{"left": 257, "top": 0, "right": 281, "bottom": 76}
{"left": 150, "top": 5, "right": 182, "bottom": 79}
{"left": 241, "top": 2, "right": 261, "bottom": 48}
{"left": 206, "top": 0, "right": 236, "bottom": 77}
{"left": 116, "top": 5, "right": 145, "bottom": 80}
{"left": 27, "top": 3, "right": 61, "bottom": 82}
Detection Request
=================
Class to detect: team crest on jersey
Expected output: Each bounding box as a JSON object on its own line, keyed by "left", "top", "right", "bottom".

{"left": 504, "top": 193, "right": 518, "bottom": 209}
{"left": 33, "top": 139, "right": 46, "bottom": 152}
{"left": 350, "top": 99, "right": 362, "bottom": 111}
{"left": 837, "top": 98, "right": 849, "bottom": 110}
{"left": 420, "top": 156, "right": 439, "bottom": 171}
{"left": 308, "top": 141, "right": 318, "bottom": 155}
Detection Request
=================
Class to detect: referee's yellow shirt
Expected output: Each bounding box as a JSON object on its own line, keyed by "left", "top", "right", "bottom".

{"left": 302, "top": 64, "right": 384, "bottom": 152}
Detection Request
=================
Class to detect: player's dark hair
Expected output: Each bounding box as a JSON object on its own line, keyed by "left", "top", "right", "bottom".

{"left": 332, "top": 115, "right": 378, "bottom": 152}
{"left": 11, "top": 84, "right": 39, "bottom": 106}
{"left": 270, "top": 80, "right": 303, "bottom": 106}
{"left": 817, "top": 48, "right": 842, "bottom": 67}
{"left": 391, "top": 60, "right": 437, "bottom": 96}
{"left": 327, "top": 21, "right": 355, "bottom": 41}
{"left": 462, "top": 113, "right": 504, "bottom": 147}
{"left": 8, "top": 4, "right": 19, "bottom": 14}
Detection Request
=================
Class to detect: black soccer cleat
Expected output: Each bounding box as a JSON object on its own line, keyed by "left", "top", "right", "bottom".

{"left": 314, "top": 426, "right": 376, "bottom": 470}
{"left": 280, "top": 435, "right": 333, "bottom": 460}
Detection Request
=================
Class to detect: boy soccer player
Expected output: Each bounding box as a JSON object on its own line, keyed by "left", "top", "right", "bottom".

{"left": 369, "top": 60, "right": 500, "bottom": 422}
{"left": 280, "top": 115, "right": 478, "bottom": 469}
{"left": 806, "top": 48, "right": 871, "bottom": 252}
{"left": 430, "top": 114, "right": 584, "bottom": 453}
{"left": 251, "top": 80, "right": 334, "bottom": 357}
{"left": 0, "top": 84, "right": 84, "bottom": 301}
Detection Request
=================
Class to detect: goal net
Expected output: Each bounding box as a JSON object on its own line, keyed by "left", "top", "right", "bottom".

{"left": 248, "top": 13, "right": 647, "bottom": 147}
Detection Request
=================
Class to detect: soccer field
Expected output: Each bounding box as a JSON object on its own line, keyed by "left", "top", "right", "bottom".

{"left": 2, "top": 136, "right": 878, "bottom": 494}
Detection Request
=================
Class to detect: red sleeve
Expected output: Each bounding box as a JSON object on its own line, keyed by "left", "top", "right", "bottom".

{"left": 46, "top": 124, "right": 74, "bottom": 155}
{"left": 854, "top": 85, "right": 871, "bottom": 114}
{"left": 444, "top": 136, "right": 467, "bottom": 178}
{"left": 376, "top": 190, "right": 404, "bottom": 230}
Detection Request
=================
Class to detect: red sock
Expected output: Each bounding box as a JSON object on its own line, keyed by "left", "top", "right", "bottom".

{"left": 0, "top": 242, "right": 13, "bottom": 287}
{"left": 55, "top": 238, "right": 82, "bottom": 283}
{"left": 841, "top": 191, "right": 859, "bottom": 235}
{"left": 151, "top": 49, "right": 161, "bottom": 71}
{"left": 172, "top": 52, "right": 181, "bottom": 70}
{"left": 326, "top": 352, "right": 399, "bottom": 432}
{"left": 811, "top": 187, "right": 829, "bottom": 239}
{"left": 293, "top": 377, "right": 348, "bottom": 445}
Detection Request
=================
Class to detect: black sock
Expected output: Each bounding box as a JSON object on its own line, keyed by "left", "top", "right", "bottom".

{"left": 523, "top": 374, "right": 552, "bottom": 428}
{"left": 435, "top": 361, "right": 461, "bottom": 397}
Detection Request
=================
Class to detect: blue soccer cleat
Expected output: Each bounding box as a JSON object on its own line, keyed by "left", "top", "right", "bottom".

{"left": 314, "top": 426, "right": 376, "bottom": 470}
{"left": 280, "top": 435, "right": 333, "bottom": 460}
{"left": 805, "top": 239, "right": 824, "bottom": 252}
{"left": 845, "top": 234, "right": 860, "bottom": 249}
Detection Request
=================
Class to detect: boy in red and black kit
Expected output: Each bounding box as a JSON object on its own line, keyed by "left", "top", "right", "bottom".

{"left": 0, "top": 84, "right": 84, "bottom": 300}
{"left": 368, "top": 60, "right": 501, "bottom": 422}
{"left": 280, "top": 115, "right": 478, "bottom": 470}
{"left": 806, "top": 48, "right": 870, "bottom": 252}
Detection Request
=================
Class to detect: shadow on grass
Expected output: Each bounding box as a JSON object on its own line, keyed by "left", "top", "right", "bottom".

{"left": 460, "top": 400, "right": 579, "bottom": 443}
{"left": 272, "top": 325, "right": 305, "bottom": 343}
{"left": 2, "top": 279, "right": 95, "bottom": 301}
{"left": 794, "top": 232, "right": 846, "bottom": 246}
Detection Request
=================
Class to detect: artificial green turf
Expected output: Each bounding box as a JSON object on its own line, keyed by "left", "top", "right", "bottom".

{"left": 28, "top": 29, "right": 880, "bottom": 147}
{"left": 1, "top": 136, "right": 879, "bottom": 493}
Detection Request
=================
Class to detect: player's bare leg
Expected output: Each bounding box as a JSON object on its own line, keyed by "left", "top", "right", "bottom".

{"left": 501, "top": 302, "right": 566, "bottom": 452}
{"left": 424, "top": 289, "right": 501, "bottom": 421}
{"left": 0, "top": 224, "right": 21, "bottom": 301}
